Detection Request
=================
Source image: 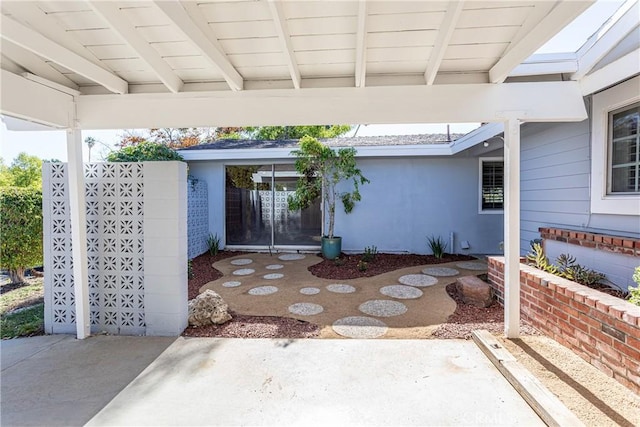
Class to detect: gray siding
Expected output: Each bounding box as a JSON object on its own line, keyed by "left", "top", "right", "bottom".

{"left": 519, "top": 120, "right": 640, "bottom": 254}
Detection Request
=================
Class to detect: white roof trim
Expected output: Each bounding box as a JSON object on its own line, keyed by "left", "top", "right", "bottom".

{"left": 580, "top": 48, "right": 640, "bottom": 95}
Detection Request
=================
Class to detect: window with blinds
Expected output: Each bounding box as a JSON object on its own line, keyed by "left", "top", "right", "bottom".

{"left": 609, "top": 102, "right": 639, "bottom": 194}
{"left": 481, "top": 159, "right": 504, "bottom": 211}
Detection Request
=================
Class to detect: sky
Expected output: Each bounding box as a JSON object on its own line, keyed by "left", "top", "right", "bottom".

{"left": 0, "top": 0, "right": 626, "bottom": 164}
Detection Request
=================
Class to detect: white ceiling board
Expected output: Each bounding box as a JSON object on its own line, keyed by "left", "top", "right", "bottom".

{"left": 119, "top": 5, "right": 170, "bottom": 27}
{"left": 367, "top": 46, "right": 431, "bottom": 62}
{"left": 298, "top": 62, "right": 354, "bottom": 77}
{"left": 175, "top": 68, "right": 225, "bottom": 81}
{"left": 86, "top": 44, "right": 139, "bottom": 60}
{"left": 450, "top": 26, "right": 520, "bottom": 45}
{"left": 368, "top": 1, "right": 448, "bottom": 15}
{"left": 65, "top": 28, "right": 124, "bottom": 46}
{"left": 367, "top": 12, "right": 445, "bottom": 32}
{"left": 150, "top": 41, "right": 202, "bottom": 57}
{"left": 228, "top": 52, "right": 287, "bottom": 68}
{"left": 136, "top": 25, "right": 186, "bottom": 44}
{"left": 100, "top": 58, "right": 148, "bottom": 72}
{"left": 164, "top": 56, "right": 214, "bottom": 70}
{"left": 445, "top": 43, "right": 509, "bottom": 60}
{"left": 367, "top": 31, "right": 438, "bottom": 48}
{"left": 220, "top": 37, "right": 282, "bottom": 54}
{"left": 199, "top": 1, "right": 272, "bottom": 23}
{"left": 287, "top": 16, "right": 357, "bottom": 36}
{"left": 48, "top": 10, "right": 108, "bottom": 31}
{"left": 457, "top": 6, "right": 533, "bottom": 28}
{"left": 439, "top": 57, "right": 497, "bottom": 72}
{"left": 295, "top": 49, "right": 355, "bottom": 65}
{"left": 291, "top": 34, "right": 356, "bottom": 51}
{"left": 211, "top": 20, "right": 277, "bottom": 39}
{"left": 235, "top": 65, "right": 290, "bottom": 79}
{"left": 1, "top": 54, "right": 26, "bottom": 74}
{"left": 282, "top": 1, "right": 358, "bottom": 19}
{"left": 366, "top": 61, "right": 428, "bottom": 74}
{"left": 35, "top": 1, "right": 91, "bottom": 14}
{"left": 115, "top": 70, "right": 162, "bottom": 84}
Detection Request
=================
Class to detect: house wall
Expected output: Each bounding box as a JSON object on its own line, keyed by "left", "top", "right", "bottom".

{"left": 187, "top": 156, "right": 504, "bottom": 255}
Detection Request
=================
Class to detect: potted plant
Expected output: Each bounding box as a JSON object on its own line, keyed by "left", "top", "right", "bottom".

{"left": 288, "top": 135, "right": 369, "bottom": 259}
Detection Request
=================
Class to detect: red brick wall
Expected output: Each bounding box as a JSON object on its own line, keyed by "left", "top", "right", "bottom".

{"left": 539, "top": 227, "right": 640, "bottom": 257}
{"left": 488, "top": 257, "right": 640, "bottom": 394}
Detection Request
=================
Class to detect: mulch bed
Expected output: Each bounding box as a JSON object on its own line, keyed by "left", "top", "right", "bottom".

{"left": 188, "top": 251, "right": 245, "bottom": 300}
{"left": 308, "top": 253, "right": 476, "bottom": 280}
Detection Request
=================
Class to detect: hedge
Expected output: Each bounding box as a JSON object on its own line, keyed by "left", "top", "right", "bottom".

{"left": 106, "top": 141, "right": 184, "bottom": 162}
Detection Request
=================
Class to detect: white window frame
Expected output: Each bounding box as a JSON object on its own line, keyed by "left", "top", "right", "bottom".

{"left": 478, "top": 157, "right": 504, "bottom": 214}
{"left": 591, "top": 75, "right": 640, "bottom": 215}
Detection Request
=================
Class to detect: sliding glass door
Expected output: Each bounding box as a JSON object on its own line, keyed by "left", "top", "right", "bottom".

{"left": 225, "top": 164, "right": 321, "bottom": 247}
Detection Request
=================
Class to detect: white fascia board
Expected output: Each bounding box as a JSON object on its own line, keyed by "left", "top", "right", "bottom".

{"left": 509, "top": 53, "right": 578, "bottom": 77}
{"left": 450, "top": 122, "right": 504, "bottom": 154}
{"left": 0, "top": 69, "right": 73, "bottom": 128}
{"left": 76, "top": 81, "right": 587, "bottom": 129}
{"left": 580, "top": 48, "right": 640, "bottom": 95}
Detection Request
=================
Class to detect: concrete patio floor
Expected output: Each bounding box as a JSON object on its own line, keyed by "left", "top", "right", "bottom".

{"left": 1, "top": 335, "right": 543, "bottom": 426}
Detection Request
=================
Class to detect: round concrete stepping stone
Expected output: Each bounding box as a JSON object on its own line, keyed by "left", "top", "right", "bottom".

{"left": 222, "top": 281, "right": 242, "bottom": 288}
{"left": 230, "top": 258, "right": 253, "bottom": 266}
{"left": 265, "top": 264, "right": 284, "bottom": 270}
{"left": 379, "top": 285, "right": 423, "bottom": 299}
{"left": 422, "top": 267, "right": 460, "bottom": 277}
{"left": 398, "top": 274, "right": 438, "bottom": 287}
{"left": 332, "top": 316, "right": 388, "bottom": 339}
{"left": 456, "top": 261, "right": 488, "bottom": 271}
{"left": 326, "top": 284, "right": 356, "bottom": 294}
{"left": 359, "top": 300, "right": 408, "bottom": 317}
{"left": 288, "top": 303, "right": 324, "bottom": 316}
{"left": 263, "top": 273, "right": 284, "bottom": 280}
{"left": 232, "top": 268, "right": 255, "bottom": 276}
{"left": 248, "top": 286, "right": 278, "bottom": 296}
{"left": 300, "top": 287, "right": 320, "bottom": 295}
{"left": 278, "top": 254, "right": 306, "bottom": 261}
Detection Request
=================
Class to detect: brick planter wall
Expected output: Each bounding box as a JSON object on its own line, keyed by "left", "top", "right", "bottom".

{"left": 539, "top": 227, "right": 640, "bottom": 257}
{"left": 488, "top": 257, "right": 640, "bottom": 394}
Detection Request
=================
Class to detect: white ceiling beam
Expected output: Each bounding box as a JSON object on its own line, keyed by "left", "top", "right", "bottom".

{"left": 354, "top": 0, "right": 368, "bottom": 88}
{"left": 489, "top": 1, "right": 594, "bottom": 84}
{"left": 424, "top": 1, "right": 464, "bottom": 85}
{"left": 89, "top": 1, "right": 183, "bottom": 94}
{"left": 580, "top": 48, "right": 640, "bottom": 95}
{"left": 76, "top": 81, "right": 587, "bottom": 129}
{"left": 0, "top": 70, "right": 73, "bottom": 128}
{"left": 572, "top": 0, "right": 639, "bottom": 80}
{"left": 1, "top": 40, "right": 79, "bottom": 90}
{"left": 154, "top": 1, "right": 244, "bottom": 91}
{"left": 267, "top": 0, "right": 301, "bottom": 89}
{"left": 0, "top": 15, "right": 128, "bottom": 94}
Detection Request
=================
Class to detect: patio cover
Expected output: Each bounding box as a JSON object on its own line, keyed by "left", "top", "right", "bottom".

{"left": 2, "top": 0, "right": 637, "bottom": 339}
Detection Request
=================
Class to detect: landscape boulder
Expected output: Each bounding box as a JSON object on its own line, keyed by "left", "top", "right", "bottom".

{"left": 455, "top": 276, "right": 493, "bottom": 308}
{"left": 188, "top": 290, "right": 232, "bottom": 327}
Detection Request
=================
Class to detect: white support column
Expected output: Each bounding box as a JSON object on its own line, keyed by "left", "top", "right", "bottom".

{"left": 503, "top": 118, "right": 521, "bottom": 338}
{"left": 66, "top": 128, "right": 90, "bottom": 339}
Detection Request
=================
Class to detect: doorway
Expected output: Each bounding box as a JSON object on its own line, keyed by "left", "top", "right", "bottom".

{"left": 225, "top": 164, "right": 321, "bottom": 248}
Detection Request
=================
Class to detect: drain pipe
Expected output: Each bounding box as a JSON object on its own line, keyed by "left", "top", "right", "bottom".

{"left": 449, "top": 231, "right": 455, "bottom": 254}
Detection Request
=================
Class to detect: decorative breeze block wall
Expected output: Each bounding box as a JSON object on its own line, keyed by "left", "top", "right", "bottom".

{"left": 187, "top": 178, "right": 209, "bottom": 259}
{"left": 488, "top": 257, "right": 640, "bottom": 394}
{"left": 43, "top": 161, "right": 188, "bottom": 336}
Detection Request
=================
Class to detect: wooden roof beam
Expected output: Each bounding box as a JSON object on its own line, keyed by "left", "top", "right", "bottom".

{"left": 90, "top": 1, "right": 183, "bottom": 94}
{"left": 424, "top": 1, "right": 464, "bottom": 85}
{"left": 489, "top": 1, "right": 594, "bottom": 84}
{"left": 355, "top": 0, "right": 368, "bottom": 88}
{"left": 0, "top": 15, "right": 128, "bottom": 94}
{"left": 267, "top": 0, "right": 301, "bottom": 89}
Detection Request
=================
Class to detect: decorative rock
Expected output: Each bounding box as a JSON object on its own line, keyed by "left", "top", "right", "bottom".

{"left": 300, "top": 287, "right": 320, "bottom": 295}
{"left": 398, "top": 274, "right": 438, "bottom": 287}
{"left": 278, "top": 254, "right": 306, "bottom": 261}
{"left": 456, "top": 261, "right": 487, "bottom": 271}
{"left": 230, "top": 258, "right": 253, "bottom": 266}
{"left": 263, "top": 273, "right": 284, "bottom": 280}
{"left": 332, "top": 316, "right": 388, "bottom": 339}
{"left": 288, "top": 303, "right": 324, "bottom": 316}
{"left": 455, "top": 276, "right": 493, "bottom": 308}
{"left": 422, "top": 267, "right": 459, "bottom": 277}
{"left": 188, "top": 290, "right": 232, "bottom": 327}
{"left": 266, "top": 264, "right": 284, "bottom": 270}
{"left": 222, "top": 281, "right": 242, "bottom": 288}
{"left": 248, "top": 286, "right": 279, "bottom": 296}
{"left": 379, "top": 285, "right": 423, "bottom": 299}
{"left": 326, "top": 284, "right": 356, "bottom": 294}
{"left": 359, "top": 300, "right": 408, "bottom": 317}
{"left": 232, "top": 268, "right": 255, "bottom": 276}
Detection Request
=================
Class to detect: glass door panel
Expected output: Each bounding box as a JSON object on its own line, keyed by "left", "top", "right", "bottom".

{"left": 273, "top": 164, "right": 321, "bottom": 246}
{"left": 225, "top": 165, "right": 273, "bottom": 246}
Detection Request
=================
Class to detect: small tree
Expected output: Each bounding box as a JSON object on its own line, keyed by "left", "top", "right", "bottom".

{"left": 288, "top": 136, "right": 369, "bottom": 239}
{"left": 106, "top": 141, "right": 184, "bottom": 162}
{"left": 0, "top": 188, "right": 43, "bottom": 283}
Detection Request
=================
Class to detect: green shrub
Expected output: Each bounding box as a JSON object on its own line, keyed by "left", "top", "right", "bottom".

{"left": 106, "top": 141, "right": 184, "bottom": 162}
{"left": 629, "top": 266, "right": 640, "bottom": 306}
{"left": 357, "top": 260, "right": 368, "bottom": 271}
{"left": 427, "top": 235, "right": 447, "bottom": 259}
{"left": 526, "top": 244, "right": 606, "bottom": 288}
{"left": 207, "top": 233, "right": 220, "bottom": 256}
{"left": 362, "top": 245, "right": 378, "bottom": 262}
{"left": 526, "top": 243, "right": 558, "bottom": 275}
{"left": 0, "top": 188, "right": 43, "bottom": 283}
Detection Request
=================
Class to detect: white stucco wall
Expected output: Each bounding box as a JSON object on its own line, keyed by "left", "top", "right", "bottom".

{"left": 187, "top": 156, "right": 504, "bottom": 255}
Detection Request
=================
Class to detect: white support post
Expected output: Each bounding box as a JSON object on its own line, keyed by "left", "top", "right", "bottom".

{"left": 66, "top": 128, "right": 90, "bottom": 339}
{"left": 503, "top": 118, "right": 521, "bottom": 338}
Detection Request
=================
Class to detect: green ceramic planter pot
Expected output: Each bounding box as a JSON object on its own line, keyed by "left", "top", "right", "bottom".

{"left": 321, "top": 236, "right": 342, "bottom": 260}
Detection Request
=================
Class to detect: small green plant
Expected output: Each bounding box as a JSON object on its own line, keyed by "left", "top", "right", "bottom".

{"left": 526, "top": 243, "right": 558, "bottom": 274}
{"left": 526, "top": 244, "right": 606, "bottom": 288}
{"left": 187, "top": 259, "right": 193, "bottom": 279}
{"left": 628, "top": 266, "right": 640, "bottom": 306}
{"left": 357, "top": 260, "right": 368, "bottom": 271}
{"left": 427, "top": 235, "right": 447, "bottom": 259}
{"left": 362, "top": 245, "right": 378, "bottom": 262}
{"left": 207, "top": 233, "right": 221, "bottom": 256}
{"left": 334, "top": 257, "right": 345, "bottom": 267}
